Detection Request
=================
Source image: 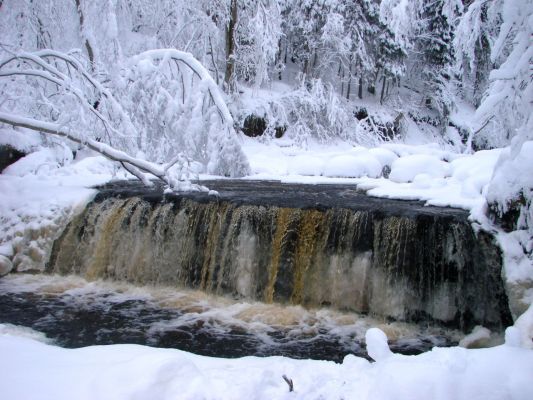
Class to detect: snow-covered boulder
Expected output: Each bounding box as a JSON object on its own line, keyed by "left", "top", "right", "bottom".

{"left": 459, "top": 326, "right": 492, "bottom": 349}
{"left": 389, "top": 154, "right": 451, "bottom": 183}
{"left": 368, "top": 147, "right": 398, "bottom": 168}
{"left": 486, "top": 142, "right": 533, "bottom": 232}
{"left": 0, "top": 145, "right": 26, "bottom": 173}
{"left": 365, "top": 328, "right": 393, "bottom": 362}
{"left": 0, "top": 255, "right": 13, "bottom": 277}
{"left": 486, "top": 141, "right": 533, "bottom": 320}
{"left": 289, "top": 155, "right": 325, "bottom": 176}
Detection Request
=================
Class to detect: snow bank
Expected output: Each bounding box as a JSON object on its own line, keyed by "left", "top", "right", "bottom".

{"left": 0, "top": 127, "right": 41, "bottom": 152}
{"left": 0, "top": 325, "right": 531, "bottom": 400}
{"left": 484, "top": 141, "right": 533, "bottom": 319}
{"left": 0, "top": 151, "right": 118, "bottom": 271}
{"left": 323, "top": 153, "right": 382, "bottom": 178}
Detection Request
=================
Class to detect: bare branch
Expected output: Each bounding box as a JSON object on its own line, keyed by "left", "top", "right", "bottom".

{"left": 282, "top": 375, "right": 294, "bottom": 392}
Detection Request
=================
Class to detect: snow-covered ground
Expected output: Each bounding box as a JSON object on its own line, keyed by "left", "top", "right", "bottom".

{"left": 1, "top": 134, "right": 533, "bottom": 399}
{"left": 1, "top": 322, "right": 532, "bottom": 400}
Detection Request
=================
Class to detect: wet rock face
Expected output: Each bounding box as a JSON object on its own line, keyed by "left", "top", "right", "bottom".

{"left": 241, "top": 115, "right": 266, "bottom": 137}
{"left": 241, "top": 115, "right": 286, "bottom": 138}
{"left": 0, "top": 145, "right": 25, "bottom": 172}
{"left": 48, "top": 180, "right": 512, "bottom": 332}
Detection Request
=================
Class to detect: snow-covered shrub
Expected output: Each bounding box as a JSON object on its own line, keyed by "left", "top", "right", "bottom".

{"left": 280, "top": 78, "right": 351, "bottom": 145}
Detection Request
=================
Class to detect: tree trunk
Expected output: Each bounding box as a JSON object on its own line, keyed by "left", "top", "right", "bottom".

{"left": 312, "top": 50, "right": 318, "bottom": 70}
{"left": 380, "top": 76, "right": 386, "bottom": 105}
{"left": 346, "top": 63, "right": 352, "bottom": 100}
{"left": 74, "top": 0, "right": 95, "bottom": 68}
{"left": 339, "top": 63, "right": 344, "bottom": 97}
{"left": 208, "top": 35, "right": 219, "bottom": 85}
{"left": 358, "top": 76, "right": 363, "bottom": 99}
{"left": 224, "top": 0, "right": 238, "bottom": 92}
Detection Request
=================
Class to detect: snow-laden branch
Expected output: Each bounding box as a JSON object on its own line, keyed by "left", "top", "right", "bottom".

{"left": 131, "top": 49, "right": 234, "bottom": 127}
{"left": 0, "top": 48, "right": 250, "bottom": 186}
{"left": 0, "top": 112, "right": 159, "bottom": 176}
{"left": 0, "top": 111, "right": 207, "bottom": 191}
{"left": 0, "top": 50, "right": 136, "bottom": 143}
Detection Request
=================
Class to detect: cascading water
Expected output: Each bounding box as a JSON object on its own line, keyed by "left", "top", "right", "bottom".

{"left": 47, "top": 180, "right": 512, "bottom": 332}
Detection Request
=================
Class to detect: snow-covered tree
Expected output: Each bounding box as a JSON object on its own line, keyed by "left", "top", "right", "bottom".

{"left": 0, "top": 0, "right": 79, "bottom": 52}
{"left": 379, "top": 0, "right": 415, "bottom": 55}
{"left": 378, "top": 0, "right": 412, "bottom": 102}
{"left": 342, "top": 0, "right": 380, "bottom": 100}
{"left": 122, "top": 49, "right": 250, "bottom": 176}
{"left": 472, "top": 0, "right": 532, "bottom": 148}
{"left": 231, "top": 0, "right": 284, "bottom": 87}
{"left": 283, "top": 0, "right": 327, "bottom": 78}
{"left": 454, "top": 0, "right": 503, "bottom": 107}
{"left": 412, "top": 0, "right": 463, "bottom": 128}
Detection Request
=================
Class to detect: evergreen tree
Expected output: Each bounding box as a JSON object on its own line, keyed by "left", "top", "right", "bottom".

{"left": 343, "top": 0, "right": 379, "bottom": 99}
{"left": 284, "top": 0, "right": 328, "bottom": 78}
{"left": 414, "top": 0, "right": 463, "bottom": 128}
{"left": 474, "top": 0, "right": 532, "bottom": 148}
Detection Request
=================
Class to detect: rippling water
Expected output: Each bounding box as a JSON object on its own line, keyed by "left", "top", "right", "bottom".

{"left": 0, "top": 274, "right": 461, "bottom": 361}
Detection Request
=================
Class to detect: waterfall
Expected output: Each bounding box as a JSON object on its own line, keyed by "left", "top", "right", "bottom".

{"left": 47, "top": 181, "right": 512, "bottom": 331}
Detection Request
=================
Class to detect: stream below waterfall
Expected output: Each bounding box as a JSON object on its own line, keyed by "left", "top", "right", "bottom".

{"left": 0, "top": 274, "right": 463, "bottom": 362}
